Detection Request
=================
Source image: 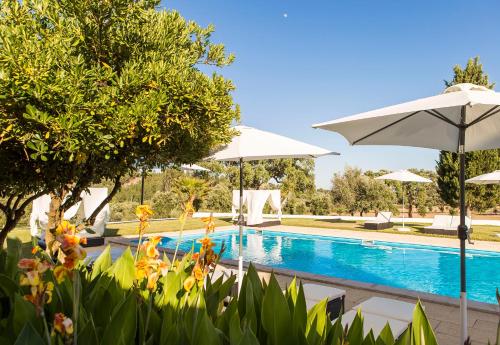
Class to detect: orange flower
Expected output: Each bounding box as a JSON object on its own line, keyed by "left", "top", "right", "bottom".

{"left": 147, "top": 271, "right": 159, "bottom": 290}
{"left": 183, "top": 276, "right": 196, "bottom": 292}
{"left": 201, "top": 213, "right": 216, "bottom": 234}
{"left": 18, "top": 258, "right": 37, "bottom": 270}
{"left": 53, "top": 313, "right": 73, "bottom": 336}
{"left": 56, "top": 220, "right": 76, "bottom": 235}
{"left": 193, "top": 266, "right": 204, "bottom": 281}
{"left": 53, "top": 265, "right": 68, "bottom": 284}
{"left": 158, "top": 261, "right": 169, "bottom": 276}
{"left": 136, "top": 205, "right": 154, "bottom": 219}
{"left": 192, "top": 253, "right": 199, "bottom": 261}
{"left": 146, "top": 242, "right": 159, "bottom": 258}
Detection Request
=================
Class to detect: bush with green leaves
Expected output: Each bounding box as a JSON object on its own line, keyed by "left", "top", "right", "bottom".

{"left": 2, "top": 236, "right": 490, "bottom": 345}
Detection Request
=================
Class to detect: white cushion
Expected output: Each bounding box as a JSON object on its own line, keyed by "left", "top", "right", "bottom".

{"left": 303, "top": 284, "right": 346, "bottom": 301}
{"left": 352, "top": 297, "right": 415, "bottom": 323}
{"left": 336, "top": 310, "right": 408, "bottom": 338}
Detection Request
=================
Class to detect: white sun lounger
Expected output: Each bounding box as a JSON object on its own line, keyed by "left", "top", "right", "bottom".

{"left": 364, "top": 211, "right": 393, "bottom": 230}
{"left": 423, "top": 215, "right": 472, "bottom": 235}
{"left": 81, "top": 187, "right": 110, "bottom": 236}
{"left": 303, "top": 284, "right": 346, "bottom": 319}
{"left": 352, "top": 297, "right": 415, "bottom": 323}
{"left": 337, "top": 309, "right": 409, "bottom": 339}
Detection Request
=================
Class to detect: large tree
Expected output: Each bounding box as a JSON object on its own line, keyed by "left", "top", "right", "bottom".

{"left": 0, "top": 0, "right": 239, "bottom": 246}
{"left": 436, "top": 57, "right": 500, "bottom": 213}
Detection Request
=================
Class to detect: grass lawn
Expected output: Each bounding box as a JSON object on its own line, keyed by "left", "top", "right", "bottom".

{"left": 7, "top": 216, "right": 500, "bottom": 246}
{"left": 281, "top": 218, "right": 500, "bottom": 242}
{"left": 7, "top": 217, "right": 234, "bottom": 245}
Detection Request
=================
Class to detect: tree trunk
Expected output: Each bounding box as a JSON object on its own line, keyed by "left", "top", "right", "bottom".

{"left": 84, "top": 175, "right": 121, "bottom": 227}
{"left": 46, "top": 192, "right": 65, "bottom": 255}
{"left": 0, "top": 217, "right": 16, "bottom": 247}
{"left": 408, "top": 203, "right": 413, "bottom": 218}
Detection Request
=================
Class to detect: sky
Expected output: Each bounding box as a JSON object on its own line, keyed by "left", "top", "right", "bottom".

{"left": 161, "top": 0, "right": 500, "bottom": 189}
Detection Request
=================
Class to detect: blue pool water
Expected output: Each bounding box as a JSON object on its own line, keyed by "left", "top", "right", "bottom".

{"left": 156, "top": 229, "right": 500, "bottom": 304}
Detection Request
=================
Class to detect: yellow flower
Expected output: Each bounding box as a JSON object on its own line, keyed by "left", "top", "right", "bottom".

{"left": 53, "top": 266, "right": 68, "bottom": 284}
{"left": 158, "top": 261, "right": 169, "bottom": 276}
{"left": 136, "top": 205, "right": 154, "bottom": 219}
{"left": 147, "top": 271, "right": 159, "bottom": 290}
{"left": 146, "top": 242, "right": 159, "bottom": 258}
{"left": 201, "top": 213, "right": 216, "bottom": 234}
{"left": 56, "top": 220, "right": 76, "bottom": 235}
{"left": 193, "top": 266, "right": 204, "bottom": 281}
{"left": 183, "top": 276, "right": 196, "bottom": 292}
{"left": 53, "top": 313, "right": 73, "bottom": 336}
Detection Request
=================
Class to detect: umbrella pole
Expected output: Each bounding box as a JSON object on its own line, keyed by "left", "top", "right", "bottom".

{"left": 140, "top": 168, "right": 145, "bottom": 205}
{"left": 458, "top": 112, "right": 468, "bottom": 345}
{"left": 237, "top": 158, "right": 244, "bottom": 294}
{"left": 402, "top": 183, "right": 405, "bottom": 229}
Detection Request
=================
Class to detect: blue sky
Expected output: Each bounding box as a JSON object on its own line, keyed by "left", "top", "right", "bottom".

{"left": 162, "top": 0, "right": 500, "bottom": 189}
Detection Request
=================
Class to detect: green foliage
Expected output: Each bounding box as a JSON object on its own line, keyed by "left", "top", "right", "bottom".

{"left": 331, "top": 167, "right": 396, "bottom": 216}
{"left": 437, "top": 57, "right": 500, "bottom": 212}
{"left": 0, "top": 238, "right": 453, "bottom": 345}
{"left": 0, "top": 0, "right": 239, "bottom": 244}
{"left": 308, "top": 191, "right": 333, "bottom": 216}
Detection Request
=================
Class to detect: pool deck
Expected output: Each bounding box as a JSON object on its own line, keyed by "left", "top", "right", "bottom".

{"left": 96, "top": 224, "right": 500, "bottom": 345}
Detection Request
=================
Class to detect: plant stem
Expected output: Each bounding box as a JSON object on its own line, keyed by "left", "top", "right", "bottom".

{"left": 143, "top": 291, "right": 153, "bottom": 345}
{"left": 41, "top": 310, "right": 52, "bottom": 345}
{"left": 73, "top": 271, "right": 80, "bottom": 345}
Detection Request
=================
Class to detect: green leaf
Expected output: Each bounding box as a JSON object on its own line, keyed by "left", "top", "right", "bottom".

{"left": 237, "top": 326, "right": 260, "bottom": 345}
{"left": 306, "top": 299, "right": 328, "bottom": 345}
{"left": 376, "top": 323, "right": 395, "bottom": 345}
{"left": 362, "top": 330, "right": 377, "bottom": 345}
{"left": 229, "top": 311, "right": 243, "bottom": 345}
{"left": 11, "top": 294, "right": 40, "bottom": 337}
{"left": 101, "top": 292, "right": 137, "bottom": 345}
{"left": 411, "top": 301, "right": 438, "bottom": 345}
{"left": 261, "top": 273, "right": 293, "bottom": 345}
{"left": 91, "top": 245, "right": 112, "bottom": 280}
{"left": 346, "top": 310, "right": 364, "bottom": 345}
{"left": 13, "top": 323, "right": 44, "bottom": 345}
{"left": 105, "top": 247, "right": 135, "bottom": 289}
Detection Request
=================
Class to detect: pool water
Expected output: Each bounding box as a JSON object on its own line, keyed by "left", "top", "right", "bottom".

{"left": 157, "top": 229, "right": 500, "bottom": 304}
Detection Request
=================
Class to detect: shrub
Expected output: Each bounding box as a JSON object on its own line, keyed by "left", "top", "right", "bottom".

{"left": 202, "top": 183, "right": 232, "bottom": 212}
{"left": 151, "top": 191, "right": 181, "bottom": 218}
{"left": 109, "top": 201, "right": 139, "bottom": 221}
{"left": 308, "top": 192, "right": 333, "bottom": 216}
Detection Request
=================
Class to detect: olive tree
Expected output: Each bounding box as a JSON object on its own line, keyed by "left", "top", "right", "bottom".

{"left": 0, "top": 0, "right": 239, "bottom": 246}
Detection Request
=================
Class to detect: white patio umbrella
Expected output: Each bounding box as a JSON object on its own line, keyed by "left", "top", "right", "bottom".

{"left": 209, "top": 125, "right": 337, "bottom": 292}
{"left": 180, "top": 164, "right": 210, "bottom": 172}
{"left": 313, "top": 83, "right": 500, "bottom": 344}
{"left": 466, "top": 170, "right": 500, "bottom": 184}
{"left": 375, "top": 170, "right": 431, "bottom": 231}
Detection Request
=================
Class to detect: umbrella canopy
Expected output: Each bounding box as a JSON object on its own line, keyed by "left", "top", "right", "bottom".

{"left": 180, "top": 164, "right": 210, "bottom": 172}
{"left": 210, "top": 125, "right": 336, "bottom": 292}
{"left": 375, "top": 170, "right": 432, "bottom": 230}
{"left": 375, "top": 169, "right": 432, "bottom": 183}
{"left": 466, "top": 170, "right": 500, "bottom": 184}
{"left": 209, "top": 125, "right": 337, "bottom": 161}
{"left": 313, "top": 83, "right": 500, "bottom": 152}
{"left": 313, "top": 83, "right": 500, "bottom": 344}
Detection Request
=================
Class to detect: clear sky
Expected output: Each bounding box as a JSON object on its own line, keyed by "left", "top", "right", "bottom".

{"left": 162, "top": 0, "right": 500, "bottom": 189}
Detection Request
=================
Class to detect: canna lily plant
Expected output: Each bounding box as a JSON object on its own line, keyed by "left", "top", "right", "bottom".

{"left": 0, "top": 205, "right": 497, "bottom": 345}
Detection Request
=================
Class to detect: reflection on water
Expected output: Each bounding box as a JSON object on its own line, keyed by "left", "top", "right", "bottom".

{"left": 153, "top": 230, "right": 500, "bottom": 304}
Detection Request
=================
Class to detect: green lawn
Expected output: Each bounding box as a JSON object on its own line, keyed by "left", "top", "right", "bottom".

{"left": 7, "top": 216, "right": 500, "bottom": 246}
{"left": 7, "top": 218, "right": 234, "bottom": 245}
{"left": 281, "top": 218, "right": 500, "bottom": 242}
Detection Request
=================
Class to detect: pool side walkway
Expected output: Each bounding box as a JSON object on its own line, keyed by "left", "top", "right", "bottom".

{"left": 91, "top": 224, "right": 500, "bottom": 345}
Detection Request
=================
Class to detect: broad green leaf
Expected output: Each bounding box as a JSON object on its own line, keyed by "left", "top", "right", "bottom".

{"left": 306, "top": 299, "right": 328, "bottom": 345}
{"left": 229, "top": 311, "right": 243, "bottom": 345}
{"left": 91, "top": 245, "right": 112, "bottom": 280}
{"left": 376, "top": 323, "right": 395, "bottom": 345}
{"left": 347, "top": 310, "right": 364, "bottom": 345}
{"left": 101, "top": 292, "right": 137, "bottom": 345}
{"left": 13, "top": 323, "right": 44, "bottom": 345}
{"left": 237, "top": 326, "right": 259, "bottom": 345}
{"left": 362, "top": 330, "right": 377, "bottom": 345}
{"left": 261, "top": 273, "right": 293, "bottom": 345}
{"left": 411, "top": 301, "right": 438, "bottom": 345}
{"left": 105, "top": 247, "right": 135, "bottom": 289}
{"left": 11, "top": 294, "right": 40, "bottom": 337}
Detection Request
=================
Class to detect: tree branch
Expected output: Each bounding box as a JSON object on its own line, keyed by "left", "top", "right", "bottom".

{"left": 84, "top": 175, "right": 121, "bottom": 227}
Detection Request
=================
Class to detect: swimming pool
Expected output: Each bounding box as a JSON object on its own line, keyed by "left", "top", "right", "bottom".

{"left": 156, "top": 229, "right": 500, "bottom": 304}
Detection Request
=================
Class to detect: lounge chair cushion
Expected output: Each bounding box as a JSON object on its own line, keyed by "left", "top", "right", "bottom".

{"left": 336, "top": 310, "right": 408, "bottom": 339}
{"left": 303, "top": 284, "right": 346, "bottom": 302}
{"left": 352, "top": 297, "right": 415, "bottom": 323}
